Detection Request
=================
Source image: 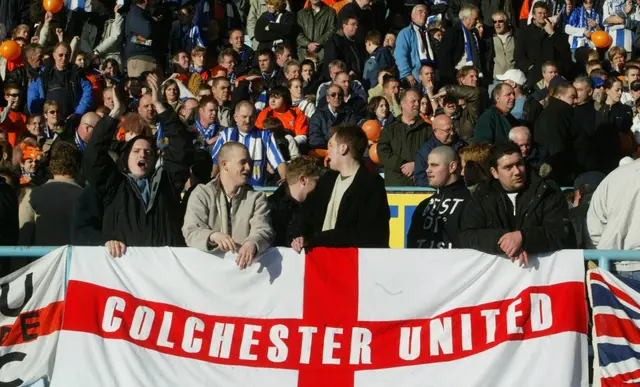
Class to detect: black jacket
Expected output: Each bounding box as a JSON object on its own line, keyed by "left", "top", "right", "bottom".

{"left": 0, "top": 0, "right": 30, "bottom": 33}
{"left": 83, "top": 110, "right": 193, "bottom": 246}
{"left": 594, "top": 102, "right": 633, "bottom": 174}
{"left": 70, "top": 184, "right": 109, "bottom": 246}
{"left": 337, "top": 2, "right": 374, "bottom": 47}
{"left": 5, "top": 64, "right": 40, "bottom": 102}
{"left": 292, "top": 165, "right": 390, "bottom": 248}
{"left": 459, "top": 172, "right": 575, "bottom": 254}
{"left": 515, "top": 23, "right": 572, "bottom": 87}
{"left": 407, "top": 179, "right": 470, "bottom": 248}
{"left": 308, "top": 105, "right": 360, "bottom": 149}
{"left": 438, "top": 23, "right": 484, "bottom": 86}
{"left": 124, "top": 4, "right": 156, "bottom": 59}
{"left": 254, "top": 10, "right": 296, "bottom": 52}
{"left": 323, "top": 33, "right": 365, "bottom": 81}
{"left": 534, "top": 98, "right": 589, "bottom": 185}
{"left": 267, "top": 183, "right": 301, "bottom": 247}
{"left": 0, "top": 177, "right": 18, "bottom": 246}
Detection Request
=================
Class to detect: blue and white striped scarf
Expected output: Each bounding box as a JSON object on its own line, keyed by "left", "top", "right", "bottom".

{"left": 195, "top": 117, "right": 218, "bottom": 142}
{"left": 568, "top": 6, "right": 600, "bottom": 29}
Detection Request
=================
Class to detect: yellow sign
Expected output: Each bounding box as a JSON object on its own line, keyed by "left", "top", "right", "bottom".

{"left": 388, "top": 193, "right": 433, "bottom": 248}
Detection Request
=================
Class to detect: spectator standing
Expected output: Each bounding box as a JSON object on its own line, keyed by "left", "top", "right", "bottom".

{"left": 363, "top": 30, "right": 395, "bottom": 89}
{"left": 182, "top": 142, "right": 274, "bottom": 269}
{"left": 5, "top": 44, "right": 43, "bottom": 106}
{"left": 473, "top": 83, "right": 519, "bottom": 144}
{"left": 395, "top": 5, "right": 437, "bottom": 88}
{"left": 27, "top": 42, "right": 93, "bottom": 120}
{"left": 535, "top": 82, "right": 590, "bottom": 184}
{"left": 0, "top": 83, "right": 26, "bottom": 147}
{"left": 247, "top": 0, "right": 292, "bottom": 49}
{"left": 268, "top": 156, "right": 321, "bottom": 246}
{"left": 291, "top": 125, "right": 390, "bottom": 250}
{"left": 255, "top": 0, "right": 296, "bottom": 52}
{"left": 596, "top": 77, "right": 635, "bottom": 173}
{"left": 169, "top": 4, "right": 205, "bottom": 60}
{"left": 565, "top": 0, "right": 602, "bottom": 51}
{"left": 337, "top": 0, "right": 375, "bottom": 48}
{"left": 515, "top": 2, "right": 572, "bottom": 88}
{"left": 408, "top": 146, "right": 470, "bottom": 248}
{"left": 587, "top": 160, "right": 640, "bottom": 278}
{"left": 438, "top": 5, "right": 484, "bottom": 86}
{"left": 309, "top": 83, "right": 359, "bottom": 149}
{"left": 92, "top": 4, "right": 124, "bottom": 66}
{"left": 124, "top": 0, "right": 159, "bottom": 77}
{"left": 414, "top": 114, "right": 466, "bottom": 186}
{"left": 84, "top": 75, "right": 194, "bottom": 257}
{"left": 487, "top": 11, "right": 515, "bottom": 80}
{"left": 296, "top": 0, "right": 337, "bottom": 63}
{"left": 378, "top": 89, "right": 432, "bottom": 186}
{"left": 603, "top": 0, "right": 640, "bottom": 53}
{"left": 459, "top": 142, "right": 575, "bottom": 263}
{"left": 323, "top": 16, "right": 365, "bottom": 80}
{"left": 0, "top": 0, "right": 29, "bottom": 34}
{"left": 210, "top": 101, "right": 287, "bottom": 186}
{"left": 18, "top": 143, "right": 82, "bottom": 245}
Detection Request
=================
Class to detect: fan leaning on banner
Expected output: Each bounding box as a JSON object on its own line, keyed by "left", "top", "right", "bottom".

{"left": 458, "top": 142, "right": 576, "bottom": 265}
{"left": 182, "top": 142, "right": 274, "bottom": 270}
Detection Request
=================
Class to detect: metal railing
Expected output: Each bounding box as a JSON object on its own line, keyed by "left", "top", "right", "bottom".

{"left": 0, "top": 247, "right": 639, "bottom": 271}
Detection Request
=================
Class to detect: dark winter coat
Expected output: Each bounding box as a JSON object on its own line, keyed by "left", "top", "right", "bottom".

{"left": 291, "top": 165, "right": 390, "bottom": 248}
{"left": 83, "top": 110, "right": 193, "bottom": 246}
{"left": 267, "top": 183, "right": 301, "bottom": 247}
{"left": 459, "top": 172, "right": 575, "bottom": 254}
{"left": 70, "top": 183, "right": 108, "bottom": 246}
{"left": 296, "top": 4, "right": 337, "bottom": 63}
{"left": 534, "top": 97, "right": 590, "bottom": 185}
{"left": 254, "top": 10, "right": 296, "bottom": 52}
{"left": 123, "top": 4, "right": 156, "bottom": 59}
{"left": 323, "top": 33, "right": 365, "bottom": 80}
{"left": 473, "top": 106, "right": 520, "bottom": 144}
{"left": 407, "top": 179, "right": 471, "bottom": 248}
{"left": 438, "top": 23, "right": 484, "bottom": 86}
{"left": 414, "top": 136, "right": 467, "bottom": 187}
{"left": 378, "top": 118, "right": 433, "bottom": 186}
{"left": 308, "top": 105, "right": 360, "bottom": 149}
{"left": 515, "top": 23, "right": 572, "bottom": 87}
{"left": 0, "top": 0, "right": 30, "bottom": 33}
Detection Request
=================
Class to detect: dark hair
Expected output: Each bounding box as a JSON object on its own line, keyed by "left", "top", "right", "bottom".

{"left": 367, "top": 96, "right": 389, "bottom": 119}
{"left": 301, "top": 59, "right": 316, "bottom": 70}
{"left": 198, "top": 95, "right": 218, "bottom": 109}
{"left": 267, "top": 86, "right": 292, "bottom": 108}
{"left": 491, "top": 82, "right": 513, "bottom": 102}
{"left": 365, "top": 30, "right": 382, "bottom": 45}
{"left": 603, "top": 77, "right": 623, "bottom": 90}
{"left": 191, "top": 149, "right": 213, "bottom": 183}
{"left": 274, "top": 44, "right": 291, "bottom": 56}
{"left": 49, "top": 142, "right": 81, "bottom": 176}
{"left": 625, "top": 65, "right": 640, "bottom": 75}
{"left": 532, "top": 2, "right": 550, "bottom": 13}
{"left": 329, "top": 125, "right": 367, "bottom": 160}
{"left": 631, "top": 80, "right": 640, "bottom": 92}
{"left": 256, "top": 49, "right": 274, "bottom": 59}
{"left": 4, "top": 83, "right": 20, "bottom": 92}
{"left": 489, "top": 142, "right": 522, "bottom": 169}
{"left": 102, "top": 58, "right": 121, "bottom": 76}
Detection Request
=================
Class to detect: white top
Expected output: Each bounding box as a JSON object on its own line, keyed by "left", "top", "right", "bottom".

{"left": 322, "top": 173, "right": 356, "bottom": 231}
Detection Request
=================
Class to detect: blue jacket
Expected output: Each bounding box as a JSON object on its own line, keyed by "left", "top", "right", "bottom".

{"left": 363, "top": 46, "right": 395, "bottom": 89}
{"left": 414, "top": 135, "right": 466, "bottom": 187}
{"left": 27, "top": 67, "right": 93, "bottom": 116}
{"left": 395, "top": 25, "right": 431, "bottom": 82}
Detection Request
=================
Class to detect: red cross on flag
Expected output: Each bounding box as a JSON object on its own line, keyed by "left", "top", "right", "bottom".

{"left": 46, "top": 246, "right": 587, "bottom": 386}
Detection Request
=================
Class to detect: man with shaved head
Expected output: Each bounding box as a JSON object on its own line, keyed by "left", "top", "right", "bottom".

{"left": 183, "top": 142, "right": 274, "bottom": 269}
{"left": 407, "top": 145, "right": 470, "bottom": 248}
{"left": 508, "top": 126, "right": 549, "bottom": 173}
{"left": 75, "top": 112, "right": 100, "bottom": 153}
{"left": 414, "top": 114, "right": 466, "bottom": 186}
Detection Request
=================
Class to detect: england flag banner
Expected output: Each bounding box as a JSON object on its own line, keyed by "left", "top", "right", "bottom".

{"left": 588, "top": 268, "right": 640, "bottom": 386}
{"left": 0, "top": 246, "right": 68, "bottom": 386}
{"left": 50, "top": 247, "right": 588, "bottom": 386}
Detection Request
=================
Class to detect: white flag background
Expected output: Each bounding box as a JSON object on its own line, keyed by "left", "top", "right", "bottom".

{"left": 0, "top": 246, "right": 68, "bottom": 386}
{"left": 47, "top": 247, "right": 588, "bottom": 387}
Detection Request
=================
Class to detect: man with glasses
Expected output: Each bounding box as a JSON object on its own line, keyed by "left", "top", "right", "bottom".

{"left": 488, "top": 11, "right": 515, "bottom": 81}
{"left": 27, "top": 42, "right": 93, "bottom": 121}
{"left": 414, "top": 114, "right": 466, "bottom": 187}
{"left": 323, "top": 16, "right": 365, "bottom": 81}
{"left": 0, "top": 83, "right": 26, "bottom": 147}
{"left": 309, "top": 84, "right": 358, "bottom": 149}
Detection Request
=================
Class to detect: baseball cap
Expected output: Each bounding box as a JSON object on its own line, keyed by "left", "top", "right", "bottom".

{"left": 592, "top": 76, "right": 605, "bottom": 88}
{"left": 496, "top": 69, "right": 527, "bottom": 86}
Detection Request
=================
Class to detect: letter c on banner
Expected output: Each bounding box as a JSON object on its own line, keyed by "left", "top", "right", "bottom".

{"left": 0, "top": 351, "right": 26, "bottom": 387}
{"left": 102, "top": 296, "right": 126, "bottom": 333}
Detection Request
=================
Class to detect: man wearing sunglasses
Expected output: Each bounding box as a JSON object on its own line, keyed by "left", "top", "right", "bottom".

{"left": 487, "top": 11, "right": 516, "bottom": 81}
{"left": 308, "top": 84, "right": 359, "bottom": 150}
{"left": 0, "top": 83, "right": 26, "bottom": 147}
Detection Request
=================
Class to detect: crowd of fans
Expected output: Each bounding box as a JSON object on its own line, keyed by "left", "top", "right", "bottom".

{"left": 0, "top": 0, "right": 639, "bottom": 276}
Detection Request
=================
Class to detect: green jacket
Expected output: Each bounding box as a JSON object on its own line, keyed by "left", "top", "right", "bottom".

{"left": 473, "top": 106, "right": 520, "bottom": 144}
{"left": 378, "top": 118, "right": 432, "bottom": 186}
{"left": 445, "top": 84, "right": 483, "bottom": 142}
{"left": 296, "top": 5, "right": 337, "bottom": 63}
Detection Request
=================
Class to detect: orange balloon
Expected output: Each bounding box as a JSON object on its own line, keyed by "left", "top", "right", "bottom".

{"left": 43, "top": 0, "right": 63, "bottom": 13}
{"left": 362, "top": 120, "right": 382, "bottom": 142}
{"left": 591, "top": 31, "right": 612, "bottom": 49}
{"left": 0, "top": 40, "right": 21, "bottom": 61}
{"left": 369, "top": 143, "right": 380, "bottom": 164}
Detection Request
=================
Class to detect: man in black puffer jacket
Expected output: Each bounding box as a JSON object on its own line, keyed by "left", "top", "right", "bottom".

{"left": 83, "top": 74, "right": 194, "bottom": 257}
{"left": 459, "top": 142, "right": 575, "bottom": 264}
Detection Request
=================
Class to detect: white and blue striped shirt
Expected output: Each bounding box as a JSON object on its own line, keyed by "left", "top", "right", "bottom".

{"left": 604, "top": 0, "right": 640, "bottom": 52}
{"left": 210, "top": 127, "right": 285, "bottom": 186}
